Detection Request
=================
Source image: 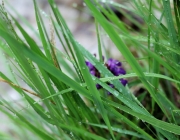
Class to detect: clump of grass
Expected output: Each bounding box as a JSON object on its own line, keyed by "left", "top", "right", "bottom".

{"left": 0, "top": 0, "right": 180, "bottom": 140}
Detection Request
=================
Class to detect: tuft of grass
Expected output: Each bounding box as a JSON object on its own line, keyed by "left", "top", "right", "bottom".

{"left": 0, "top": 0, "right": 180, "bottom": 140}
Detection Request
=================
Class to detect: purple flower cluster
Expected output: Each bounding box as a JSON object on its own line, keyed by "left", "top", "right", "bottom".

{"left": 105, "top": 58, "right": 127, "bottom": 86}
{"left": 85, "top": 61, "right": 100, "bottom": 78}
{"left": 85, "top": 58, "right": 127, "bottom": 94}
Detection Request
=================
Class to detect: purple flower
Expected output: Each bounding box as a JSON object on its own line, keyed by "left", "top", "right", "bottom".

{"left": 86, "top": 61, "right": 100, "bottom": 78}
{"left": 120, "top": 79, "right": 128, "bottom": 86}
{"left": 90, "top": 70, "right": 96, "bottom": 76}
{"left": 106, "top": 58, "right": 117, "bottom": 71}
{"left": 107, "top": 58, "right": 121, "bottom": 67}
{"left": 96, "top": 84, "right": 102, "bottom": 89}
{"left": 85, "top": 61, "right": 95, "bottom": 71}
{"left": 106, "top": 58, "right": 127, "bottom": 87}
{"left": 109, "top": 83, "right": 114, "bottom": 88}
{"left": 106, "top": 58, "right": 126, "bottom": 76}
{"left": 107, "top": 83, "right": 115, "bottom": 95}
{"left": 85, "top": 57, "right": 128, "bottom": 95}
{"left": 112, "top": 67, "right": 126, "bottom": 76}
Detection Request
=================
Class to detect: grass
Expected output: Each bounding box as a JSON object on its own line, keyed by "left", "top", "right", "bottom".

{"left": 0, "top": 0, "right": 180, "bottom": 139}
